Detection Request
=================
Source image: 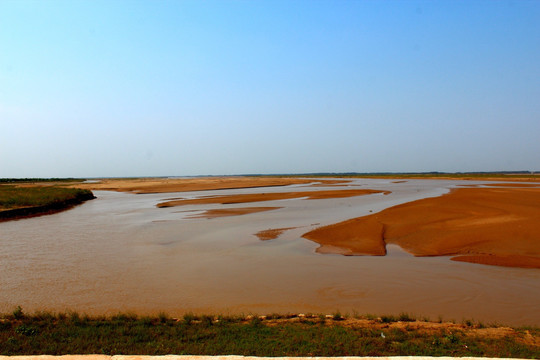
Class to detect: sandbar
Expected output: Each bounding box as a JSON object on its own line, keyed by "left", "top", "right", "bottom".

{"left": 451, "top": 254, "right": 540, "bottom": 269}
{"left": 187, "top": 207, "right": 281, "bottom": 219}
{"left": 303, "top": 216, "right": 386, "bottom": 256}
{"left": 483, "top": 183, "right": 540, "bottom": 187}
{"left": 302, "top": 187, "right": 540, "bottom": 268}
{"left": 157, "top": 189, "right": 388, "bottom": 208}
{"left": 71, "top": 177, "right": 329, "bottom": 194}
{"left": 255, "top": 227, "right": 299, "bottom": 241}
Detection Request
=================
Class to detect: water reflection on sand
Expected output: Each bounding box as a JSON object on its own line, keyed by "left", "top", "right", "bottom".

{"left": 1, "top": 179, "right": 539, "bottom": 325}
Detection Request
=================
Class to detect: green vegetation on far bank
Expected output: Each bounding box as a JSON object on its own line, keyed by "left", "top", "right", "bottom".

{"left": 0, "top": 186, "right": 94, "bottom": 210}
{"left": 0, "top": 178, "right": 84, "bottom": 183}
{"left": 0, "top": 309, "right": 538, "bottom": 357}
{"left": 0, "top": 185, "right": 95, "bottom": 220}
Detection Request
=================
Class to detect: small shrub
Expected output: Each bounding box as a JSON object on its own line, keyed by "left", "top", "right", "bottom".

{"left": 381, "top": 315, "right": 397, "bottom": 323}
{"left": 112, "top": 312, "right": 137, "bottom": 322}
{"left": 364, "top": 313, "right": 377, "bottom": 321}
{"left": 15, "top": 324, "right": 38, "bottom": 336}
{"left": 398, "top": 313, "right": 415, "bottom": 322}
{"left": 216, "top": 314, "right": 238, "bottom": 324}
{"left": 250, "top": 316, "right": 262, "bottom": 327}
{"left": 12, "top": 306, "right": 24, "bottom": 320}
{"left": 201, "top": 315, "right": 214, "bottom": 327}
{"left": 445, "top": 332, "right": 460, "bottom": 344}
{"left": 476, "top": 321, "right": 485, "bottom": 329}
{"left": 157, "top": 312, "right": 168, "bottom": 323}
{"left": 69, "top": 311, "right": 82, "bottom": 324}
{"left": 333, "top": 311, "right": 343, "bottom": 321}
{"left": 183, "top": 312, "right": 196, "bottom": 325}
{"left": 30, "top": 310, "right": 55, "bottom": 322}
{"left": 138, "top": 316, "right": 153, "bottom": 326}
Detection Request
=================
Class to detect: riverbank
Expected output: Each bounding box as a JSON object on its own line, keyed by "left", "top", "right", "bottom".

{"left": 0, "top": 310, "right": 538, "bottom": 357}
{"left": 0, "top": 186, "right": 95, "bottom": 221}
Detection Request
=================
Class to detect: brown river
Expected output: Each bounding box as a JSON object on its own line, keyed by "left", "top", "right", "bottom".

{"left": 1, "top": 179, "right": 539, "bottom": 325}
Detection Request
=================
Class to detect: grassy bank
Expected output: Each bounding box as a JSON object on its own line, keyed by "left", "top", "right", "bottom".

{"left": 0, "top": 178, "right": 84, "bottom": 184}
{"left": 0, "top": 310, "right": 538, "bottom": 357}
{"left": 0, "top": 185, "right": 95, "bottom": 220}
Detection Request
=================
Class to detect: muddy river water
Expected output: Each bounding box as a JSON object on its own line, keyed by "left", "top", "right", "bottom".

{"left": 1, "top": 179, "right": 539, "bottom": 325}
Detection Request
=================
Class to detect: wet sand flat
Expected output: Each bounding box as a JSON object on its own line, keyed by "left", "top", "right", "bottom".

{"left": 480, "top": 183, "right": 540, "bottom": 187}
{"left": 72, "top": 177, "right": 346, "bottom": 194}
{"left": 157, "top": 189, "right": 388, "bottom": 207}
{"left": 303, "top": 216, "right": 386, "bottom": 256}
{"left": 255, "top": 227, "right": 299, "bottom": 241}
{"left": 187, "top": 207, "right": 281, "bottom": 219}
{"left": 303, "top": 186, "right": 540, "bottom": 268}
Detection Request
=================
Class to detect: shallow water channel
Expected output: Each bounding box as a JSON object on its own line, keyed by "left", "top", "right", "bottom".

{"left": 1, "top": 179, "right": 539, "bottom": 325}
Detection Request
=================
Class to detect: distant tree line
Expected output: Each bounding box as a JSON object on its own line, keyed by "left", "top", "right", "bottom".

{"left": 0, "top": 178, "right": 84, "bottom": 183}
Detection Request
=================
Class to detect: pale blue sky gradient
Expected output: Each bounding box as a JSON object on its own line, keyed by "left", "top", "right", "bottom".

{"left": 1, "top": 0, "right": 539, "bottom": 177}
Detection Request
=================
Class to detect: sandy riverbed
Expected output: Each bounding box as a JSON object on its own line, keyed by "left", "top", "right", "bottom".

{"left": 71, "top": 177, "right": 348, "bottom": 193}
{"left": 81, "top": 176, "right": 540, "bottom": 268}
{"left": 157, "top": 189, "right": 388, "bottom": 207}
{"left": 187, "top": 207, "right": 282, "bottom": 219}
{"left": 255, "top": 227, "right": 299, "bottom": 241}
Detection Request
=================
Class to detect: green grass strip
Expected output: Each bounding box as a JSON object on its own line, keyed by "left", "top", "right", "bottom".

{"left": 0, "top": 310, "right": 538, "bottom": 357}
{"left": 0, "top": 186, "right": 94, "bottom": 210}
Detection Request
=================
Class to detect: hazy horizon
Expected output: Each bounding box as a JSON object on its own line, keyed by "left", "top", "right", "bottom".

{"left": 2, "top": 1, "right": 539, "bottom": 178}
{"left": 2, "top": 170, "right": 540, "bottom": 181}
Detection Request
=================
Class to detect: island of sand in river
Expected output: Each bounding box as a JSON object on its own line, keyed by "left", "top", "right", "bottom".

{"left": 303, "top": 186, "right": 540, "bottom": 268}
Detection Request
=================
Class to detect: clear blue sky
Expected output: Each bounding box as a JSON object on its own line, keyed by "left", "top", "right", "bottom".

{"left": 1, "top": 0, "right": 539, "bottom": 177}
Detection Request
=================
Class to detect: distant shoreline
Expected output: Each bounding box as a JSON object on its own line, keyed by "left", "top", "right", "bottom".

{"left": 3, "top": 172, "right": 540, "bottom": 183}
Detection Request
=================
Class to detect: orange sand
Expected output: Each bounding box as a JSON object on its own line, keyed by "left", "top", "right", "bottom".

{"left": 304, "top": 216, "right": 386, "bottom": 256}
{"left": 484, "top": 183, "right": 540, "bottom": 187}
{"left": 306, "top": 180, "right": 353, "bottom": 187}
{"left": 72, "top": 177, "right": 326, "bottom": 194}
{"left": 188, "top": 207, "right": 281, "bottom": 219}
{"left": 302, "top": 187, "right": 540, "bottom": 268}
{"left": 255, "top": 227, "right": 298, "bottom": 241}
{"left": 157, "top": 189, "right": 388, "bottom": 208}
{"left": 458, "top": 183, "right": 540, "bottom": 188}
{"left": 451, "top": 254, "right": 540, "bottom": 269}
